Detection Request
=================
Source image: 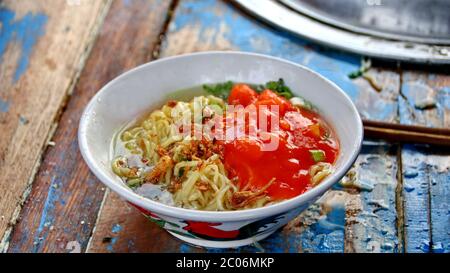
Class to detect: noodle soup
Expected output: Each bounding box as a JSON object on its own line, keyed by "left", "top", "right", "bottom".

{"left": 112, "top": 79, "right": 339, "bottom": 211}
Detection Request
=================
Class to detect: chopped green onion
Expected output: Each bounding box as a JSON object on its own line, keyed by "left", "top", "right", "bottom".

{"left": 348, "top": 58, "right": 371, "bottom": 79}
{"left": 310, "top": 149, "right": 326, "bottom": 162}
{"left": 203, "top": 81, "right": 234, "bottom": 99}
{"left": 265, "top": 78, "right": 294, "bottom": 99}
{"left": 177, "top": 167, "right": 185, "bottom": 178}
{"left": 348, "top": 70, "right": 364, "bottom": 79}
{"left": 127, "top": 178, "right": 143, "bottom": 188}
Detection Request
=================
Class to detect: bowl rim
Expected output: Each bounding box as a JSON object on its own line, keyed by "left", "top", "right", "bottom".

{"left": 78, "top": 51, "right": 363, "bottom": 222}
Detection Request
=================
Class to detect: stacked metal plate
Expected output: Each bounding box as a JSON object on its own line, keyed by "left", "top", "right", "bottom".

{"left": 234, "top": 0, "right": 450, "bottom": 63}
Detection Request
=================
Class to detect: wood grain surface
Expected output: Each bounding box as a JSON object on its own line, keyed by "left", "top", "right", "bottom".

{"left": 0, "top": 0, "right": 112, "bottom": 250}
{"left": 6, "top": 0, "right": 173, "bottom": 253}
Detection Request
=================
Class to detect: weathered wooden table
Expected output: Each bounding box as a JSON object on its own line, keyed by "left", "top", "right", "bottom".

{"left": 0, "top": 0, "right": 448, "bottom": 253}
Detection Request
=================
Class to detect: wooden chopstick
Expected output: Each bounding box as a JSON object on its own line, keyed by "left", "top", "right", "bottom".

{"left": 362, "top": 119, "right": 450, "bottom": 147}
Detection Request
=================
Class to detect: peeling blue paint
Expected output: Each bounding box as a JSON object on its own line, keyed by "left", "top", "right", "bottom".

{"left": 179, "top": 243, "right": 193, "bottom": 253}
{"left": 10, "top": 135, "right": 106, "bottom": 252}
{"left": 0, "top": 8, "right": 48, "bottom": 83}
{"left": 0, "top": 97, "right": 10, "bottom": 112}
{"left": 353, "top": 144, "right": 400, "bottom": 253}
{"left": 429, "top": 166, "right": 450, "bottom": 253}
{"left": 18, "top": 115, "right": 29, "bottom": 124}
{"left": 299, "top": 206, "right": 345, "bottom": 253}
{"left": 112, "top": 223, "right": 123, "bottom": 234}
{"left": 30, "top": 176, "right": 60, "bottom": 252}
{"left": 103, "top": 224, "right": 123, "bottom": 252}
{"left": 122, "top": 0, "right": 132, "bottom": 7}
{"left": 399, "top": 77, "right": 449, "bottom": 128}
{"left": 106, "top": 237, "right": 118, "bottom": 252}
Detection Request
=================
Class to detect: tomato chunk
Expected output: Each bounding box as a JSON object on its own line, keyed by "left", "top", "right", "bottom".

{"left": 228, "top": 84, "right": 258, "bottom": 106}
{"left": 258, "top": 89, "right": 292, "bottom": 115}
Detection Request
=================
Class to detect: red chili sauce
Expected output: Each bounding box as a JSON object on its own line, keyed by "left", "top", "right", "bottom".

{"left": 219, "top": 84, "right": 339, "bottom": 201}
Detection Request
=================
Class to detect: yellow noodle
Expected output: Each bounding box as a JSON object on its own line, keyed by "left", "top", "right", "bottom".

{"left": 309, "top": 162, "right": 333, "bottom": 186}
{"left": 112, "top": 96, "right": 244, "bottom": 210}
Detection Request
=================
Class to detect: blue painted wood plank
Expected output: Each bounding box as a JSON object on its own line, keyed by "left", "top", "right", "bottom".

{"left": 0, "top": 7, "right": 48, "bottom": 83}
{"left": 399, "top": 74, "right": 449, "bottom": 127}
{"left": 400, "top": 72, "right": 450, "bottom": 253}
{"left": 0, "top": 7, "right": 48, "bottom": 114}
{"left": 427, "top": 83, "right": 450, "bottom": 253}
{"left": 341, "top": 143, "right": 400, "bottom": 253}
{"left": 295, "top": 192, "right": 345, "bottom": 253}
{"left": 160, "top": 0, "right": 401, "bottom": 253}
{"left": 401, "top": 145, "right": 432, "bottom": 253}
{"left": 429, "top": 156, "right": 450, "bottom": 253}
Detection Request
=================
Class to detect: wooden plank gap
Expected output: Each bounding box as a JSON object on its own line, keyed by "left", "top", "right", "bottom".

{"left": 149, "top": 0, "right": 180, "bottom": 60}
{"left": 425, "top": 164, "right": 434, "bottom": 252}
{"left": 85, "top": 188, "right": 110, "bottom": 253}
{"left": 394, "top": 144, "right": 405, "bottom": 253}
{"left": 393, "top": 64, "right": 405, "bottom": 253}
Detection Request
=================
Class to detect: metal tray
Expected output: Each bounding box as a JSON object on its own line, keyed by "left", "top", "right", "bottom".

{"left": 234, "top": 0, "right": 450, "bottom": 64}
{"left": 280, "top": 0, "right": 450, "bottom": 45}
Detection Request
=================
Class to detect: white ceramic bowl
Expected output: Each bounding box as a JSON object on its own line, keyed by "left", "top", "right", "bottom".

{"left": 78, "top": 51, "right": 363, "bottom": 248}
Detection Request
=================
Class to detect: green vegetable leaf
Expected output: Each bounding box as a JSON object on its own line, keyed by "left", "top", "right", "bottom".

{"left": 348, "top": 70, "right": 363, "bottom": 79}
{"left": 127, "top": 178, "right": 143, "bottom": 188}
{"left": 177, "top": 167, "right": 185, "bottom": 178}
{"left": 348, "top": 58, "right": 371, "bottom": 79}
{"left": 265, "top": 78, "right": 294, "bottom": 99}
{"left": 310, "top": 149, "right": 326, "bottom": 162}
{"left": 203, "top": 81, "right": 234, "bottom": 99}
{"left": 250, "top": 84, "right": 266, "bottom": 93}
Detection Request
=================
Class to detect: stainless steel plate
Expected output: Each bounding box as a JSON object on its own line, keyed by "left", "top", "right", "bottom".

{"left": 234, "top": 0, "right": 450, "bottom": 64}
{"left": 280, "top": 0, "right": 450, "bottom": 45}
